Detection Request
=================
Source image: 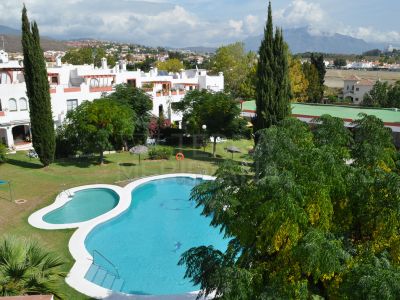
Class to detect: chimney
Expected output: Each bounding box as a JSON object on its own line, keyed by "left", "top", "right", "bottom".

{"left": 56, "top": 55, "right": 62, "bottom": 67}
{"left": 101, "top": 57, "right": 107, "bottom": 69}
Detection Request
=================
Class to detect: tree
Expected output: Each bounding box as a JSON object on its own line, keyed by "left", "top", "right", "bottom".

{"left": 0, "top": 143, "right": 6, "bottom": 163}
{"left": 0, "top": 236, "right": 65, "bottom": 298}
{"left": 65, "top": 99, "right": 134, "bottom": 164}
{"left": 174, "top": 90, "right": 246, "bottom": 157}
{"left": 211, "top": 42, "right": 257, "bottom": 99}
{"left": 156, "top": 58, "right": 184, "bottom": 73}
{"left": 108, "top": 84, "right": 152, "bottom": 144}
{"left": 362, "top": 81, "right": 389, "bottom": 107}
{"left": 179, "top": 114, "right": 400, "bottom": 299}
{"left": 254, "top": 2, "right": 291, "bottom": 133}
{"left": 22, "top": 6, "right": 56, "bottom": 166}
{"left": 62, "top": 47, "right": 116, "bottom": 68}
{"left": 387, "top": 81, "right": 400, "bottom": 108}
{"left": 289, "top": 56, "right": 309, "bottom": 102}
{"left": 311, "top": 53, "right": 326, "bottom": 100}
{"left": 302, "top": 62, "right": 322, "bottom": 102}
{"left": 333, "top": 58, "right": 347, "bottom": 68}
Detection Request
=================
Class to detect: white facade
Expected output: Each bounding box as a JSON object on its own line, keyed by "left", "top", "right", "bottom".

{"left": 343, "top": 75, "right": 375, "bottom": 105}
{"left": 0, "top": 53, "right": 224, "bottom": 149}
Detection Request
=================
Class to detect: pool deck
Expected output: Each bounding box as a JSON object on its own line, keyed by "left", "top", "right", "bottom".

{"left": 28, "top": 174, "right": 215, "bottom": 300}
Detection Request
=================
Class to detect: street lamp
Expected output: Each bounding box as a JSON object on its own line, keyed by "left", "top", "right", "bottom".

{"left": 202, "top": 125, "right": 207, "bottom": 153}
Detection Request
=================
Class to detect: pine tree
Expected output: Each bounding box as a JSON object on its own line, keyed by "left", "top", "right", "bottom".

{"left": 22, "top": 6, "right": 55, "bottom": 166}
{"left": 254, "top": 2, "right": 291, "bottom": 133}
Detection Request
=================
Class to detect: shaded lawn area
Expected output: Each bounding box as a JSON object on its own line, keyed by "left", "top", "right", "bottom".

{"left": 0, "top": 139, "right": 253, "bottom": 299}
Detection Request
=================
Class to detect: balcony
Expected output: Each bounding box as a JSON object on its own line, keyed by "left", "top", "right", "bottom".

{"left": 90, "top": 86, "right": 113, "bottom": 93}
{"left": 64, "top": 87, "right": 81, "bottom": 93}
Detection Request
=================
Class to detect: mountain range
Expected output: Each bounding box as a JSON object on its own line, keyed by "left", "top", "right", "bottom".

{"left": 244, "top": 27, "right": 385, "bottom": 54}
{"left": 0, "top": 24, "right": 391, "bottom": 55}
{"left": 0, "top": 25, "right": 69, "bottom": 52}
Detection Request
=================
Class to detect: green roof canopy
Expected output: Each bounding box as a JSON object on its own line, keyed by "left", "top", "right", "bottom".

{"left": 241, "top": 101, "right": 400, "bottom": 124}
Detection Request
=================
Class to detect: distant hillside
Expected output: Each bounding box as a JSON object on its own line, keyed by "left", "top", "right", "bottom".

{"left": 180, "top": 46, "right": 216, "bottom": 54}
{"left": 244, "top": 27, "right": 384, "bottom": 55}
{"left": 0, "top": 25, "right": 20, "bottom": 36}
{"left": 0, "top": 25, "right": 69, "bottom": 52}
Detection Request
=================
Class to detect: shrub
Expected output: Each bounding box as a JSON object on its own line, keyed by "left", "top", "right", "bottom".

{"left": 0, "top": 143, "right": 7, "bottom": 163}
{"left": 148, "top": 146, "right": 173, "bottom": 160}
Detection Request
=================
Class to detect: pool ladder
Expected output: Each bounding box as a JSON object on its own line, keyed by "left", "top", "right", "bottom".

{"left": 85, "top": 250, "right": 125, "bottom": 292}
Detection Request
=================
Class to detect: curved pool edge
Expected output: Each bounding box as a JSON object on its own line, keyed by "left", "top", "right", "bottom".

{"left": 28, "top": 184, "right": 126, "bottom": 230}
{"left": 32, "top": 174, "right": 215, "bottom": 299}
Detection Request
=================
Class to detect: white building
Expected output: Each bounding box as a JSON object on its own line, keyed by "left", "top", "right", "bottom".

{"left": 0, "top": 51, "right": 224, "bottom": 150}
{"left": 343, "top": 75, "right": 375, "bottom": 105}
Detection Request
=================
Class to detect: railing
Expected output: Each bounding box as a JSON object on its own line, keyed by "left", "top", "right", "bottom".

{"left": 64, "top": 87, "right": 81, "bottom": 93}
{"left": 92, "top": 250, "right": 120, "bottom": 279}
{"left": 90, "top": 86, "right": 113, "bottom": 93}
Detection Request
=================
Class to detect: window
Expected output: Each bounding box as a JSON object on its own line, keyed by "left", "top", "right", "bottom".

{"left": 51, "top": 76, "right": 58, "bottom": 84}
{"left": 8, "top": 98, "right": 17, "bottom": 111}
{"left": 66, "top": 99, "right": 78, "bottom": 112}
{"left": 19, "top": 98, "right": 28, "bottom": 111}
{"left": 356, "top": 87, "right": 359, "bottom": 91}
{"left": 127, "top": 79, "right": 136, "bottom": 87}
{"left": 90, "top": 78, "right": 99, "bottom": 88}
{"left": 355, "top": 98, "right": 359, "bottom": 101}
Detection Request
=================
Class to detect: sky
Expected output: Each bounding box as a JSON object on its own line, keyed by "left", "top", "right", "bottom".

{"left": 0, "top": 0, "right": 399, "bottom": 48}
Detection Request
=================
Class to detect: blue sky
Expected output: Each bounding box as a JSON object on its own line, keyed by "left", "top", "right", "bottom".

{"left": 0, "top": 0, "right": 399, "bottom": 47}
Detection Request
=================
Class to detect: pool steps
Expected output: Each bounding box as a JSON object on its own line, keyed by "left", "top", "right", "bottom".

{"left": 85, "top": 264, "right": 125, "bottom": 292}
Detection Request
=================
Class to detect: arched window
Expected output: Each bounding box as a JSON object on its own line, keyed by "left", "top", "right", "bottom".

{"left": 19, "top": 98, "right": 28, "bottom": 111}
{"left": 8, "top": 98, "right": 17, "bottom": 111}
{"left": 90, "top": 78, "right": 99, "bottom": 88}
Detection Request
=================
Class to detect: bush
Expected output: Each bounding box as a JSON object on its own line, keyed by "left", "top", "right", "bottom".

{"left": 148, "top": 146, "right": 173, "bottom": 160}
{"left": 0, "top": 143, "right": 6, "bottom": 163}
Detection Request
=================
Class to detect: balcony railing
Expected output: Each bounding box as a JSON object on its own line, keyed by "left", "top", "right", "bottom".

{"left": 64, "top": 87, "right": 81, "bottom": 93}
{"left": 90, "top": 86, "right": 113, "bottom": 93}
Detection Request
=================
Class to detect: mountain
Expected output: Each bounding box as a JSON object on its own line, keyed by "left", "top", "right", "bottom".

{"left": 179, "top": 46, "right": 216, "bottom": 54}
{"left": 0, "top": 25, "right": 69, "bottom": 52}
{"left": 244, "top": 27, "right": 384, "bottom": 55}
{"left": 0, "top": 25, "right": 21, "bottom": 36}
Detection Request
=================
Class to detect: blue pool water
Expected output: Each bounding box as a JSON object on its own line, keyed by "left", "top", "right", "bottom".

{"left": 85, "top": 177, "right": 228, "bottom": 296}
{"left": 43, "top": 188, "right": 119, "bottom": 224}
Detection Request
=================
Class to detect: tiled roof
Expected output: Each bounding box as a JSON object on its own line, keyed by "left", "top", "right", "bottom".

{"left": 344, "top": 75, "right": 361, "bottom": 81}
{"left": 0, "top": 296, "right": 53, "bottom": 300}
{"left": 356, "top": 79, "right": 375, "bottom": 86}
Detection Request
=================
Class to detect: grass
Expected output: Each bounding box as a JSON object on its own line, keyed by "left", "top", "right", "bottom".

{"left": 0, "top": 139, "right": 253, "bottom": 299}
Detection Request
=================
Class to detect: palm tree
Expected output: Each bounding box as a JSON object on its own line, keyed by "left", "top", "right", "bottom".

{"left": 0, "top": 236, "right": 66, "bottom": 299}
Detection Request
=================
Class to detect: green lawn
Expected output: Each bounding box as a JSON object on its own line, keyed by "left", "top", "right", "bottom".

{"left": 0, "top": 139, "right": 253, "bottom": 299}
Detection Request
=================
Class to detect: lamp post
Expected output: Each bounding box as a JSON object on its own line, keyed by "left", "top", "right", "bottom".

{"left": 202, "top": 124, "right": 207, "bottom": 153}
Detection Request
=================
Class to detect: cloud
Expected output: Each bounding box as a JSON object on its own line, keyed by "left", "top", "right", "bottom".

{"left": 274, "top": 0, "right": 400, "bottom": 44}
{"left": 274, "top": 0, "right": 325, "bottom": 29}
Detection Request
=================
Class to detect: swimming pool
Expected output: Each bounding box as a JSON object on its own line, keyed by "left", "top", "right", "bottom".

{"left": 43, "top": 188, "right": 119, "bottom": 224}
{"left": 84, "top": 177, "right": 227, "bottom": 296}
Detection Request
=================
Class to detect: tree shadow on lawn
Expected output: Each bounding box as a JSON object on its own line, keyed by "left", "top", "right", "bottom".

{"left": 177, "top": 148, "right": 224, "bottom": 166}
{"left": 55, "top": 156, "right": 113, "bottom": 168}
{"left": 6, "top": 158, "right": 43, "bottom": 169}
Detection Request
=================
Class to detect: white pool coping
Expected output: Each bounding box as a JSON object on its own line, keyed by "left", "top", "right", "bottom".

{"left": 29, "top": 174, "right": 216, "bottom": 300}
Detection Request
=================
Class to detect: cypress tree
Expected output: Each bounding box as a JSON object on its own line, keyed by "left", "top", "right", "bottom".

{"left": 311, "top": 53, "right": 326, "bottom": 101}
{"left": 273, "top": 28, "right": 291, "bottom": 122}
{"left": 21, "top": 6, "right": 55, "bottom": 166}
{"left": 255, "top": 2, "right": 274, "bottom": 132}
{"left": 255, "top": 2, "right": 291, "bottom": 134}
